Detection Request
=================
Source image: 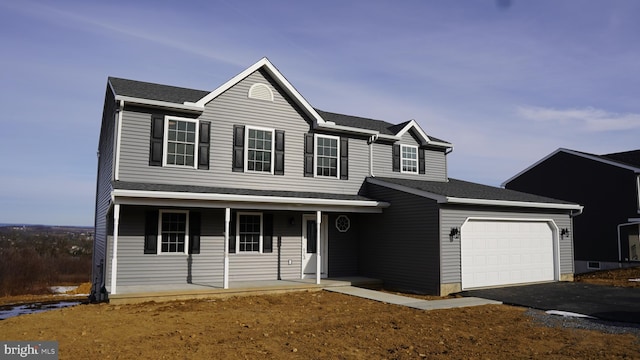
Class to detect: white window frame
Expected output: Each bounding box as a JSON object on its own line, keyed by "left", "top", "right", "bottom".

{"left": 400, "top": 144, "right": 418, "bottom": 174}
{"left": 244, "top": 126, "right": 275, "bottom": 174}
{"left": 163, "top": 116, "right": 199, "bottom": 169}
{"left": 235, "top": 212, "right": 263, "bottom": 253}
{"left": 314, "top": 134, "right": 340, "bottom": 178}
{"left": 157, "top": 210, "right": 189, "bottom": 255}
{"left": 636, "top": 175, "right": 640, "bottom": 213}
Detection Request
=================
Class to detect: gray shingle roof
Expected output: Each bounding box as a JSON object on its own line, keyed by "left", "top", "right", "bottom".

{"left": 603, "top": 150, "right": 640, "bottom": 168}
{"left": 109, "top": 77, "right": 209, "bottom": 104}
{"left": 371, "top": 177, "right": 576, "bottom": 205}
{"left": 113, "top": 181, "right": 374, "bottom": 201}
{"left": 107, "top": 77, "right": 450, "bottom": 144}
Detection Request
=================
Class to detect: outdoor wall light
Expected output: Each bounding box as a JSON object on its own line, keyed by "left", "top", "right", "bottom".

{"left": 560, "top": 228, "right": 570, "bottom": 239}
{"left": 449, "top": 227, "right": 460, "bottom": 241}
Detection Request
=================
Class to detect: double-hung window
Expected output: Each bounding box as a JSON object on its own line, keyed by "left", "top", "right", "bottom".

{"left": 246, "top": 126, "right": 274, "bottom": 173}
{"left": 158, "top": 210, "right": 189, "bottom": 254}
{"left": 401, "top": 144, "right": 418, "bottom": 173}
{"left": 315, "top": 134, "right": 339, "bottom": 177}
{"left": 164, "top": 117, "right": 199, "bottom": 168}
{"left": 237, "top": 213, "right": 262, "bottom": 252}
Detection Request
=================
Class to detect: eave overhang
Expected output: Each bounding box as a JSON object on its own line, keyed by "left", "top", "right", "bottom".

{"left": 111, "top": 188, "right": 389, "bottom": 213}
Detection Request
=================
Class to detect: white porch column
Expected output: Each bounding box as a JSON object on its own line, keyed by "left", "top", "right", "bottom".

{"left": 224, "top": 208, "right": 230, "bottom": 289}
{"left": 316, "top": 210, "right": 322, "bottom": 285}
{"left": 110, "top": 204, "right": 120, "bottom": 295}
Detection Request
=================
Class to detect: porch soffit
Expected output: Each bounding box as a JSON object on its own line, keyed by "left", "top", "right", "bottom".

{"left": 111, "top": 181, "right": 388, "bottom": 213}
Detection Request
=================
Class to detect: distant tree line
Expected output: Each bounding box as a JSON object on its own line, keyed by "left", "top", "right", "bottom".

{"left": 0, "top": 226, "right": 93, "bottom": 296}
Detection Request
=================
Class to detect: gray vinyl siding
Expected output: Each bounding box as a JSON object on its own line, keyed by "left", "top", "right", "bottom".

{"left": 113, "top": 206, "right": 225, "bottom": 286}
{"left": 92, "top": 86, "right": 116, "bottom": 291}
{"left": 439, "top": 205, "right": 575, "bottom": 285}
{"left": 117, "top": 70, "right": 369, "bottom": 195}
{"left": 107, "top": 207, "right": 304, "bottom": 288}
{"left": 372, "top": 142, "right": 447, "bottom": 181}
{"left": 359, "top": 182, "right": 440, "bottom": 294}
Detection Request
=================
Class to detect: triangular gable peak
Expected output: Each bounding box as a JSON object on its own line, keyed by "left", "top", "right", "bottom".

{"left": 394, "top": 119, "right": 452, "bottom": 148}
{"left": 187, "top": 57, "right": 326, "bottom": 128}
{"left": 502, "top": 148, "right": 640, "bottom": 187}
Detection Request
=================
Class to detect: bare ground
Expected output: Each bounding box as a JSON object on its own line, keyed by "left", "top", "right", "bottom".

{"left": 0, "top": 268, "right": 639, "bottom": 359}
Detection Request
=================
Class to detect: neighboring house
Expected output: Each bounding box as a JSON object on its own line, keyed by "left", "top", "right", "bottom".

{"left": 91, "top": 58, "right": 582, "bottom": 301}
{"left": 503, "top": 148, "right": 640, "bottom": 273}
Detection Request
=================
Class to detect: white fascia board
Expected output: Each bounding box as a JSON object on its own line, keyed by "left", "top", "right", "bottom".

{"left": 115, "top": 95, "right": 204, "bottom": 113}
{"left": 445, "top": 196, "right": 584, "bottom": 211}
{"left": 316, "top": 122, "right": 379, "bottom": 136}
{"left": 394, "top": 119, "right": 453, "bottom": 149}
{"left": 190, "top": 58, "right": 326, "bottom": 126}
{"left": 376, "top": 134, "right": 402, "bottom": 141}
{"left": 111, "top": 188, "right": 389, "bottom": 209}
{"left": 502, "top": 148, "right": 640, "bottom": 187}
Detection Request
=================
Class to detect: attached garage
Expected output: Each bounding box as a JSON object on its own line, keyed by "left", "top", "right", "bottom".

{"left": 461, "top": 219, "right": 557, "bottom": 289}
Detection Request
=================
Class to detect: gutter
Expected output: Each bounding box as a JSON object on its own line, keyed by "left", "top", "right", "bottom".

{"left": 114, "top": 95, "right": 204, "bottom": 113}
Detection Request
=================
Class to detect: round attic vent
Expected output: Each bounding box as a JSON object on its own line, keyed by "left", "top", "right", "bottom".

{"left": 248, "top": 83, "right": 274, "bottom": 102}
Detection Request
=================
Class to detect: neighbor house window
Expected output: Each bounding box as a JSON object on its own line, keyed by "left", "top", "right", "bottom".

{"left": 401, "top": 145, "right": 418, "bottom": 173}
{"left": 159, "top": 210, "right": 188, "bottom": 254}
{"left": 237, "top": 213, "right": 262, "bottom": 252}
{"left": 315, "top": 134, "right": 339, "bottom": 177}
{"left": 246, "top": 127, "right": 274, "bottom": 173}
{"left": 164, "top": 117, "right": 198, "bottom": 168}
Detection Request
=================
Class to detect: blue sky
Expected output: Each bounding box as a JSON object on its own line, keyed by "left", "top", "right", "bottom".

{"left": 1, "top": 0, "right": 639, "bottom": 226}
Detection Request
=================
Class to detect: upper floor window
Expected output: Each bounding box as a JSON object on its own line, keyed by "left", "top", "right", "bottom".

{"left": 401, "top": 145, "right": 418, "bottom": 173}
{"left": 315, "top": 134, "right": 340, "bottom": 178}
{"left": 245, "top": 126, "right": 274, "bottom": 173}
{"left": 164, "top": 117, "right": 199, "bottom": 168}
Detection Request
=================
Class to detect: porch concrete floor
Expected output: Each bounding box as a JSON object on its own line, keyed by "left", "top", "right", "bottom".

{"left": 109, "top": 277, "right": 382, "bottom": 304}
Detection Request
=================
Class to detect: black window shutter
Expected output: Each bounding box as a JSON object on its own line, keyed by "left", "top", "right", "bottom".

{"left": 392, "top": 144, "right": 400, "bottom": 172}
{"left": 229, "top": 211, "right": 236, "bottom": 254}
{"left": 274, "top": 130, "right": 285, "bottom": 175}
{"left": 418, "top": 148, "right": 426, "bottom": 174}
{"left": 232, "top": 125, "right": 245, "bottom": 172}
{"left": 198, "top": 122, "right": 210, "bottom": 170}
{"left": 144, "top": 211, "right": 158, "bottom": 254}
{"left": 189, "top": 212, "right": 201, "bottom": 255}
{"left": 304, "top": 133, "right": 314, "bottom": 177}
{"left": 263, "top": 213, "right": 273, "bottom": 253}
{"left": 340, "top": 137, "right": 348, "bottom": 180}
{"left": 149, "top": 115, "right": 164, "bottom": 166}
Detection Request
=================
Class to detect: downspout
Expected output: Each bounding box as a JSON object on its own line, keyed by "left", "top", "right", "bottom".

{"left": 110, "top": 203, "right": 120, "bottom": 295}
{"left": 114, "top": 100, "right": 124, "bottom": 181}
{"left": 368, "top": 134, "right": 378, "bottom": 177}
{"left": 224, "top": 208, "right": 230, "bottom": 289}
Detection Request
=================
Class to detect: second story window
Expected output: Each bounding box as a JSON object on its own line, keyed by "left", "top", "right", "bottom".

{"left": 401, "top": 145, "right": 418, "bottom": 173}
{"left": 246, "top": 127, "right": 274, "bottom": 173}
{"left": 315, "top": 134, "right": 340, "bottom": 177}
{"left": 164, "top": 117, "right": 199, "bottom": 168}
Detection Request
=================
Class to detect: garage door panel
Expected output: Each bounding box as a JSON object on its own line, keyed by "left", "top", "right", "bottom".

{"left": 462, "top": 220, "right": 555, "bottom": 289}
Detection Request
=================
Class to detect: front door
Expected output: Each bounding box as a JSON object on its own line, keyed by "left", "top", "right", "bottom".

{"left": 302, "top": 214, "right": 328, "bottom": 279}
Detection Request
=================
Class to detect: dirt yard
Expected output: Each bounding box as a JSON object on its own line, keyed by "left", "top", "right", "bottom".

{"left": 0, "top": 268, "right": 638, "bottom": 359}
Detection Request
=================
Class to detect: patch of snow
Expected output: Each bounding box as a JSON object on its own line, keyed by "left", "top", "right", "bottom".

{"left": 546, "top": 310, "right": 596, "bottom": 319}
{"left": 49, "top": 286, "right": 78, "bottom": 294}
{"left": 0, "top": 301, "right": 81, "bottom": 320}
{"left": 628, "top": 278, "right": 640, "bottom": 282}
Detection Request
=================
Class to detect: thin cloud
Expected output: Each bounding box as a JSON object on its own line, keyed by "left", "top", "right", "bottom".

{"left": 517, "top": 105, "right": 640, "bottom": 132}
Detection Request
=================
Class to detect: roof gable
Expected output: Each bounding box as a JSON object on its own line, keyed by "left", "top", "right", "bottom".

{"left": 502, "top": 148, "right": 640, "bottom": 187}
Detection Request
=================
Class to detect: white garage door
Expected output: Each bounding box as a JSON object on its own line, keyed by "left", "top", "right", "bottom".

{"left": 461, "top": 220, "right": 555, "bottom": 289}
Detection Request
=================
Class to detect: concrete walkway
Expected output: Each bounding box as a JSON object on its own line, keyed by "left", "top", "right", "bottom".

{"left": 326, "top": 286, "right": 501, "bottom": 310}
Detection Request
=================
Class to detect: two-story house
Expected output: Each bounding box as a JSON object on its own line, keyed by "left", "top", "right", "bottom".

{"left": 504, "top": 148, "right": 640, "bottom": 273}
{"left": 92, "top": 58, "right": 582, "bottom": 302}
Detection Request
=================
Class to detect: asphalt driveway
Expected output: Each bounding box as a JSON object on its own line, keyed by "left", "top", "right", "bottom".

{"left": 460, "top": 282, "right": 640, "bottom": 324}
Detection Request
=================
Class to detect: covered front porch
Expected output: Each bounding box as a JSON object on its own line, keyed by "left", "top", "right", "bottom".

{"left": 108, "top": 276, "right": 383, "bottom": 304}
